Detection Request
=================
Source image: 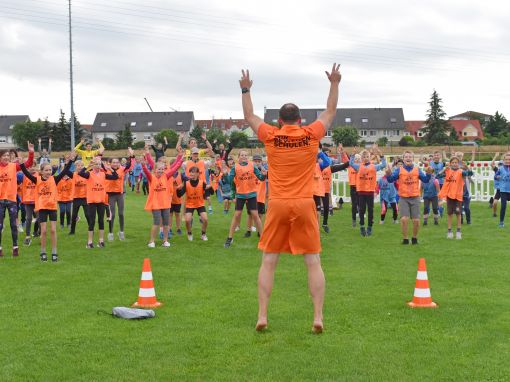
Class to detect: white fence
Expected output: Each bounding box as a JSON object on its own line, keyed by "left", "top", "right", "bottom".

{"left": 331, "top": 161, "right": 495, "bottom": 205}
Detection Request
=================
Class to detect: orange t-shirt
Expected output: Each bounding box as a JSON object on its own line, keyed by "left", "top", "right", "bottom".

{"left": 257, "top": 121, "right": 324, "bottom": 199}
{"left": 348, "top": 167, "right": 358, "bottom": 187}
{"left": 313, "top": 163, "right": 325, "bottom": 197}
{"left": 106, "top": 167, "right": 127, "bottom": 193}
{"left": 256, "top": 176, "right": 267, "bottom": 204}
{"left": 322, "top": 166, "right": 332, "bottom": 194}
{"left": 144, "top": 174, "right": 172, "bottom": 211}
{"left": 73, "top": 175, "right": 87, "bottom": 199}
{"left": 398, "top": 167, "right": 420, "bottom": 198}
{"left": 35, "top": 176, "right": 58, "bottom": 211}
{"left": 185, "top": 180, "right": 205, "bottom": 208}
{"left": 356, "top": 163, "right": 377, "bottom": 193}
{"left": 438, "top": 168, "right": 464, "bottom": 202}
{"left": 57, "top": 177, "right": 74, "bottom": 202}
{"left": 235, "top": 162, "right": 258, "bottom": 195}
{"left": 86, "top": 171, "right": 107, "bottom": 204}
{"left": 171, "top": 174, "right": 183, "bottom": 205}
{"left": 0, "top": 163, "right": 18, "bottom": 202}
{"left": 185, "top": 160, "right": 206, "bottom": 182}
{"left": 22, "top": 175, "right": 37, "bottom": 204}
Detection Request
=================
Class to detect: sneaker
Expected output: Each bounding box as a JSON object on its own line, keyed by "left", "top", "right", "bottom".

{"left": 12, "top": 247, "right": 19, "bottom": 257}
{"left": 456, "top": 231, "right": 462, "bottom": 240}
{"left": 393, "top": 219, "right": 399, "bottom": 224}
{"left": 118, "top": 232, "right": 125, "bottom": 240}
{"left": 201, "top": 234, "right": 208, "bottom": 241}
{"left": 411, "top": 238, "right": 418, "bottom": 245}
{"left": 86, "top": 242, "right": 94, "bottom": 249}
{"left": 244, "top": 231, "right": 251, "bottom": 238}
{"left": 366, "top": 226, "right": 372, "bottom": 237}
{"left": 148, "top": 242, "right": 156, "bottom": 248}
{"left": 434, "top": 219, "right": 439, "bottom": 225}
{"left": 187, "top": 234, "right": 193, "bottom": 241}
{"left": 208, "top": 207, "right": 213, "bottom": 214}
{"left": 322, "top": 225, "right": 330, "bottom": 234}
{"left": 17, "top": 223, "right": 24, "bottom": 233}
{"left": 176, "top": 229, "right": 182, "bottom": 235}
{"left": 352, "top": 220, "right": 356, "bottom": 228}
{"left": 402, "top": 239, "right": 409, "bottom": 245}
{"left": 159, "top": 231, "right": 164, "bottom": 240}
{"left": 235, "top": 226, "right": 240, "bottom": 232}
{"left": 97, "top": 241, "right": 105, "bottom": 248}
{"left": 498, "top": 222, "right": 504, "bottom": 228}
{"left": 40, "top": 253, "right": 48, "bottom": 262}
{"left": 360, "top": 226, "right": 366, "bottom": 237}
{"left": 379, "top": 220, "right": 385, "bottom": 225}
{"left": 423, "top": 220, "right": 428, "bottom": 226}
{"left": 224, "top": 237, "right": 233, "bottom": 248}
{"left": 107, "top": 233, "right": 114, "bottom": 241}
{"left": 162, "top": 241, "right": 171, "bottom": 247}
{"left": 447, "top": 231, "right": 454, "bottom": 239}
{"left": 168, "top": 229, "right": 173, "bottom": 239}
{"left": 251, "top": 226, "right": 257, "bottom": 232}
{"left": 23, "top": 237, "right": 32, "bottom": 246}
{"left": 51, "top": 254, "right": 58, "bottom": 262}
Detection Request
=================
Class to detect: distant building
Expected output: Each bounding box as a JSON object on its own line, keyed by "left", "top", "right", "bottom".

{"left": 196, "top": 118, "right": 250, "bottom": 134}
{"left": 91, "top": 111, "right": 195, "bottom": 142}
{"left": 263, "top": 108, "right": 405, "bottom": 144}
{"left": 405, "top": 120, "right": 484, "bottom": 141}
{"left": 450, "top": 111, "right": 492, "bottom": 123}
{"left": 0, "top": 115, "right": 30, "bottom": 148}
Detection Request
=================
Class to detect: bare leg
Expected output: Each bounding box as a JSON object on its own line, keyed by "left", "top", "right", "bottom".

{"left": 247, "top": 215, "right": 253, "bottom": 231}
{"left": 401, "top": 216, "right": 409, "bottom": 239}
{"left": 40, "top": 222, "right": 47, "bottom": 253}
{"left": 249, "top": 210, "right": 263, "bottom": 233}
{"left": 99, "top": 230, "right": 104, "bottom": 242}
{"left": 162, "top": 225, "right": 169, "bottom": 240}
{"left": 176, "top": 212, "right": 182, "bottom": 230}
{"left": 304, "top": 254, "right": 325, "bottom": 333}
{"left": 447, "top": 214, "right": 453, "bottom": 230}
{"left": 257, "top": 253, "right": 279, "bottom": 330}
{"left": 185, "top": 213, "right": 193, "bottom": 233}
{"left": 412, "top": 219, "right": 419, "bottom": 238}
{"left": 228, "top": 210, "right": 242, "bottom": 238}
{"left": 456, "top": 213, "right": 461, "bottom": 230}
{"left": 150, "top": 225, "right": 158, "bottom": 243}
{"left": 88, "top": 231, "right": 94, "bottom": 244}
{"left": 50, "top": 221, "right": 57, "bottom": 254}
{"left": 199, "top": 212, "right": 208, "bottom": 232}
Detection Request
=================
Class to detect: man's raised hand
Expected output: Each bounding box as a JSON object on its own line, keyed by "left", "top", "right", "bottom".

{"left": 325, "top": 63, "right": 341, "bottom": 84}
{"left": 239, "top": 69, "right": 253, "bottom": 89}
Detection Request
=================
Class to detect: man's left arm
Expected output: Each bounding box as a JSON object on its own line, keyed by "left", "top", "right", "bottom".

{"left": 239, "top": 69, "right": 264, "bottom": 135}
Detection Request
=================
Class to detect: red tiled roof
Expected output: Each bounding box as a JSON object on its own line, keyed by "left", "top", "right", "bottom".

{"left": 405, "top": 120, "right": 483, "bottom": 140}
{"left": 196, "top": 118, "right": 249, "bottom": 131}
{"left": 81, "top": 124, "right": 93, "bottom": 131}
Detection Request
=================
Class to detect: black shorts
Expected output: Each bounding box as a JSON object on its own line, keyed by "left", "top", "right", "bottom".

{"left": 313, "top": 195, "right": 322, "bottom": 211}
{"left": 38, "top": 209, "right": 57, "bottom": 222}
{"left": 446, "top": 198, "right": 462, "bottom": 215}
{"left": 258, "top": 202, "right": 266, "bottom": 215}
{"left": 222, "top": 195, "right": 232, "bottom": 201}
{"left": 185, "top": 206, "right": 206, "bottom": 215}
{"left": 494, "top": 189, "right": 501, "bottom": 200}
{"left": 170, "top": 203, "right": 182, "bottom": 213}
{"left": 235, "top": 197, "right": 257, "bottom": 211}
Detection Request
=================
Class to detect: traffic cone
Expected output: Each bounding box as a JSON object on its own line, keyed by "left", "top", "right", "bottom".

{"left": 407, "top": 258, "right": 438, "bottom": 308}
{"left": 132, "top": 258, "right": 162, "bottom": 308}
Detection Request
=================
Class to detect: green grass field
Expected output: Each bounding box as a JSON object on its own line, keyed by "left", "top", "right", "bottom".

{"left": 1, "top": 194, "right": 509, "bottom": 381}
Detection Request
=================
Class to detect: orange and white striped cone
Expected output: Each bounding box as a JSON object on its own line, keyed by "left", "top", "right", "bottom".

{"left": 132, "top": 258, "right": 162, "bottom": 308}
{"left": 407, "top": 258, "right": 438, "bottom": 308}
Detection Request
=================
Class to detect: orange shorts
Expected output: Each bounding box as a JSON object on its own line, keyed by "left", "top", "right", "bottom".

{"left": 258, "top": 198, "right": 321, "bottom": 255}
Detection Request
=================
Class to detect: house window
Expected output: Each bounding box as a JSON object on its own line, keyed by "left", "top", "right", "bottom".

{"left": 390, "top": 118, "right": 397, "bottom": 123}
{"left": 395, "top": 130, "right": 400, "bottom": 136}
{"left": 362, "top": 118, "right": 368, "bottom": 123}
{"left": 383, "top": 130, "right": 389, "bottom": 136}
{"left": 417, "top": 131, "right": 424, "bottom": 137}
{"left": 463, "top": 132, "right": 468, "bottom": 136}
{"left": 272, "top": 119, "right": 278, "bottom": 123}
{"left": 404, "top": 132, "right": 410, "bottom": 136}
{"left": 177, "top": 122, "right": 183, "bottom": 126}
{"left": 147, "top": 122, "right": 153, "bottom": 127}
{"left": 345, "top": 117, "right": 351, "bottom": 123}
{"left": 130, "top": 122, "right": 136, "bottom": 127}
{"left": 132, "top": 133, "right": 137, "bottom": 141}
{"left": 144, "top": 134, "right": 152, "bottom": 140}
{"left": 9, "top": 124, "right": 14, "bottom": 130}
{"left": 100, "top": 122, "right": 107, "bottom": 127}
{"left": 0, "top": 136, "right": 7, "bottom": 143}
{"left": 360, "top": 130, "right": 367, "bottom": 137}
{"left": 369, "top": 130, "right": 376, "bottom": 136}
{"left": 326, "top": 130, "right": 332, "bottom": 137}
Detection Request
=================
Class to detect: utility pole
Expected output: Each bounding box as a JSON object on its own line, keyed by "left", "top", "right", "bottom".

{"left": 144, "top": 97, "right": 154, "bottom": 112}
{"left": 68, "top": 0, "right": 76, "bottom": 148}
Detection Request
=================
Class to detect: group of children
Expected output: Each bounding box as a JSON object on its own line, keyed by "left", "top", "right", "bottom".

{"left": 2, "top": 137, "right": 509, "bottom": 262}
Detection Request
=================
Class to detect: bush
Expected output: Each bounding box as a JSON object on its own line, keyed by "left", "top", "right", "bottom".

{"left": 376, "top": 137, "right": 389, "bottom": 146}
{"left": 399, "top": 136, "right": 414, "bottom": 146}
{"left": 132, "top": 141, "right": 146, "bottom": 149}
{"left": 102, "top": 137, "right": 116, "bottom": 150}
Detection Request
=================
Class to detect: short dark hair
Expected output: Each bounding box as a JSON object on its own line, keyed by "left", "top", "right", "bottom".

{"left": 279, "top": 103, "right": 301, "bottom": 124}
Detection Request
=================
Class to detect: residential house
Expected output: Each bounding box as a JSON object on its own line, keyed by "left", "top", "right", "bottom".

{"left": 0, "top": 115, "right": 30, "bottom": 148}
{"left": 405, "top": 120, "right": 484, "bottom": 141}
{"left": 263, "top": 108, "right": 406, "bottom": 144}
{"left": 91, "top": 111, "right": 195, "bottom": 142}
{"left": 450, "top": 111, "right": 491, "bottom": 124}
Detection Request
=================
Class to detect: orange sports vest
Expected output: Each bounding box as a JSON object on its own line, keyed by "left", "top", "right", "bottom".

{"left": 438, "top": 169, "right": 464, "bottom": 202}
{"left": 322, "top": 166, "right": 332, "bottom": 194}
{"left": 0, "top": 163, "right": 18, "bottom": 202}
{"left": 348, "top": 166, "right": 358, "bottom": 187}
{"left": 171, "top": 175, "right": 183, "bottom": 205}
{"left": 86, "top": 171, "right": 107, "bottom": 204}
{"left": 22, "top": 175, "right": 37, "bottom": 204}
{"left": 106, "top": 167, "right": 126, "bottom": 193}
{"left": 185, "top": 180, "right": 205, "bottom": 208}
{"left": 398, "top": 167, "right": 420, "bottom": 197}
{"left": 210, "top": 173, "right": 220, "bottom": 192}
{"left": 35, "top": 176, "right": 58, "bottom": 211}
{"left": 73, "top": 175, "right": 87, "bottom": 199}
{"left": 356, "top": 163, "right": 377, "bottom": 193}
{"left": 313, "top": 163, "right": 325, "bottom": 197}
{"left": 145, "top": 174, "right": 172, "bottom": 211}
{"left": 57, "top": 177, "right": 74, "bottom": 202}
{"left": 235, "top": 162, "right": 258, "bottom": 195}
{"left": 256, "top": 177, "right": 267, "bottom": 204}
{"left": 185, "top": 160, "right": 206, "bottom": 182}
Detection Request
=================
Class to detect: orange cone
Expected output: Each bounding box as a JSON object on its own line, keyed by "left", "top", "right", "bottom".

{"left": 407, "top": 258, "right": 438, "bottom": 308}
{"left": 132, "top": 258, "right": 162, "bottom": 308}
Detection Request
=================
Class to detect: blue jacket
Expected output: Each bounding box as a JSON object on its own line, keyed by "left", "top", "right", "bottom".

{"left": 377, "top": 176, "right": 397, "bottom": 203}
{"left": 429, "top": 161, "right": 445, "bottom": 185}
{"left": 496, "top": 165, "right": 510, "bottom": 193}
{"left": 422, "top": 176, "right": 438, "bottom": 199}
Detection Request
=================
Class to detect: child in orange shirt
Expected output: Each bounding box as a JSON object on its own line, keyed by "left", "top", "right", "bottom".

{"left": 57, "top": 168, "right": 74, "bottom": 229}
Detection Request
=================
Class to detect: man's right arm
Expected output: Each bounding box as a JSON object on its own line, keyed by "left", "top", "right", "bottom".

{"left": 239, "top": 69, "right": 264, "bottom": 134}
{"left": 317, "top": 63, "right": 341, "bottom": 132}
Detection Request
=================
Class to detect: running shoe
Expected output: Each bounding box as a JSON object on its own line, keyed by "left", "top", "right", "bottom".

{"left": 187, "top": 234, "right": 193, "bottom": 241}
{"left": 107, "top": 233, "right": 114, "bottom": 242}
{"left": 244, "top": 231, "right": 251, "bottom": 238}
{"left": 12, "top": 247, "right": 19, "bottom": 257}
{"left": 455, "top": 231, "right": 462, "bottom": 240}
{"left": 176, "top": 229, "right": 182, "bottom": 235}
{"left": 201, "top": 234, "right": 208, "bottom": 241}
{"left": 23, "top": 237, "right": 32, "bottom": 246}
{"left": 86, "top": 243, "right": 94, "bottom": 249}
{"left": 40, "top": 253, "right": 48, "bottom": 262}
{"left": 118, "top": 232, "right": 125, "bottom": 241}
{"left": 51, "top": 254, "right": 59, "bottom": 262}
{"left": 447, "top": 232, "right": 453, "bottom": 239}
{"left": 322, "top": 225, "right": 330, "bottom": 234}
{"left": 162, "top": 241, "right": 171, "bottom": 247}
{"left": 148, "top": 242, "right": 156, "bottom": 248}
{"left": 97, "top": 241, "right": 105, "bottom": 248}
{"left": 224, "top": 237, "right": 233, "bottom": 248}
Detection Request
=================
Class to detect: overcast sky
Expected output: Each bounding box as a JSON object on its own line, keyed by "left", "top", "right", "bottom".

{"left": 1, "top": 0, "right": 509, "bottom": 124}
